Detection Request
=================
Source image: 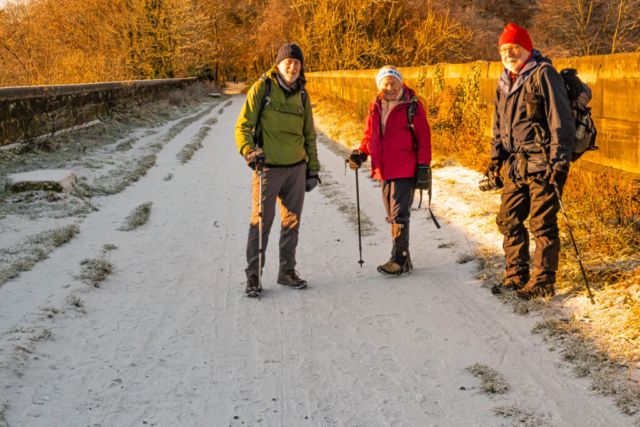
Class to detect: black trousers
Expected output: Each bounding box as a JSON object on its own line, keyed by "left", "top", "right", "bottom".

{"left": 496, "top": 161, "right": 567, "bottom": 283}
{"left": 382, "top": 178, "right": 415, "bottom": 224}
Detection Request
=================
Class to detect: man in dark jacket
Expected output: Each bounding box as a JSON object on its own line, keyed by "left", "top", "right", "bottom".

{"left": 488, "top": 24, "right": 575, "bottom": 299}
{"left": 235, "top": 43, "right": 320, "bottom": 297}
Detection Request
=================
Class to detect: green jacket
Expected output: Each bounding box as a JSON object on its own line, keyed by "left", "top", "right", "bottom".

{"left": 235, "top": 66, "right": 319, "bottom": 171}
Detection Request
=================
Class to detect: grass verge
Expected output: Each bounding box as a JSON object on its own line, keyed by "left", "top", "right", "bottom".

{"left": 0, "top": 224, "right": 79, "bottom": 286}
{"left": 119, "top": 202, "right": 153, "bottom": 231}
{"left": 492, "top": 404, "right": 546, "bottom": 426}
{"left": 75, "top": 257, "right": 114, "bottom": 288}
{"left": 178, "top": 126, "right": 211, "bottom": 164}
{"left": 466, "top": 363, "right": 510, "bottom": 396}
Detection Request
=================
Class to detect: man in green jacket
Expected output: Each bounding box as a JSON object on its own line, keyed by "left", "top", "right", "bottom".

{"left": 235, "top": 43, "right": 320, "bottom": 297}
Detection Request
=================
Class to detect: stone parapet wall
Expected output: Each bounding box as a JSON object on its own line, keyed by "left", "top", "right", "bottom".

{"left": 306, "top": 53, "right": 640, "bottom": 176}
{"left": 0, "top": 78, "right": 196, "bottom": 146}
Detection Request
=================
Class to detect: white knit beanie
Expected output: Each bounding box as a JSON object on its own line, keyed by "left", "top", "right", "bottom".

{"left": 376, "top": 66, "right": 403, "bottom": 87}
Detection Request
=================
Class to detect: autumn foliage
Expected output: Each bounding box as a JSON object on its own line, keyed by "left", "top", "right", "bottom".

{"left": 1, "top": 0, "right": 639, "bottom": 87}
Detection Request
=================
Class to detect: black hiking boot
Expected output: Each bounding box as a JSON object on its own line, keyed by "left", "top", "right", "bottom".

{"left": 514, "top": 280, "right": 555, "bottom": 300}
{"left": 277, "top": 270, "right": 307, "bottom": 289}
{"left": 491, "top": 267, "right": 530, "bottom": 295}
{"left": 245, "top": 275, "right": 262, "bottom": 297}
{"left": 378, "top": 223, "right": 412, "bottom": 276}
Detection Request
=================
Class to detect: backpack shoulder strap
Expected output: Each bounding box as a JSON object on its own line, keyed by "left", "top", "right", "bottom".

{"left": 406, "top": 95, "right": 418, "bottom": 129}
{"left": 261, "top": 76, "right": 272, "bottom": 109}
{"left": 300, "top": 88, "right": 307, "bottom": 109}
{"left": 252, "top": 75, "right": 272, "bottom": 150}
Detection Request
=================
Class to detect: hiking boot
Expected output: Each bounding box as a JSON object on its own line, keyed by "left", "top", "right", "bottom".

{"left": 514, "top": 280, "right": 555, "bottom": 300}
{"left": 491, "top": 266, "right": 530, "bottom": 294}
{"left": 502, "top": 274, "right": 529, "bottom": 291}
{"left": 277, "top": 270, "right": 307, "bottom": 289}
{"left": 245, "top": 274, "right": 262, "bottom": 297}
{"left": 377, "top": 257, "right": 412, "bottom": 276}
{"left": 378, "top": 223, "right": 412, "bottom": 276}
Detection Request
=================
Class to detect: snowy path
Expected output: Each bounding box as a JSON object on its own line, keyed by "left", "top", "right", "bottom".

{"left": 0, "top": 96, "right": 629, "bottom": 426}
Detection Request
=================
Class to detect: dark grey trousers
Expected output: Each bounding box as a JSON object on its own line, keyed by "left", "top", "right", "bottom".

{"left": 496, "top": 162, "right": 567, "bottom": 284}
{"left": 246, "top": 163, "right": 306, "bottom": 277}
{"left": 382, "top": 178, "right": 415, "bottom": 224}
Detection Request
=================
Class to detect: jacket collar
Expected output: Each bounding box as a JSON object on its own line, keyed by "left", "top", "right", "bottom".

{"left": 375, "top": 84, "right": 415, "bottom": 108}
{"left": 267, "top": 65, "right": 307, "bottom": 92}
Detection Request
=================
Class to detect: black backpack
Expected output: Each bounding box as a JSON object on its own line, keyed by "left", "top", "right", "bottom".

{"left": 528, "top": 65, "right": 598, "bottom": 162}
{"left": 252, "top": 76, "right": 307, "bottom": 148}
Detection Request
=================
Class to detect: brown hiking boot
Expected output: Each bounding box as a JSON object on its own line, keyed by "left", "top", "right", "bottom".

{"left": 277, "top": 270, "right": 307, "bottom": 289}
{"left": 245, "top": 275, "right": 262, "bottom": 297}
{"left": 514, "top": 280, "right": 555, "bottom": 300}
{"left": 377, "top": 258, "right": 412, "bottom": 276}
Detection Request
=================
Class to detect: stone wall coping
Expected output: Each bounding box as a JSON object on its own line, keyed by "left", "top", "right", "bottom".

{"left": 0, "top": 78, "right": 197, "bottom": 101}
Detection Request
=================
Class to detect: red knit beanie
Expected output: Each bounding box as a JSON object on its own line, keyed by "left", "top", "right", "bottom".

{"left": 499, "top": 23, "right": 533, "bottom": 53}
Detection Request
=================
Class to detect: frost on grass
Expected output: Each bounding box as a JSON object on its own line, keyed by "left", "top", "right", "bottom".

{"left": 177, "top": 126, "right": 211, "bottom": 164}
{"left": 204, "top": 117, "right": 218, "bottom": 126}
{"left": 119, "top": 202, "right": 153, "bottom": 231}
{"left": 0, "top": 401, "right": 8, "bottom": 427}
{"left": 72, "top": 154, "right": 157, "bottom": 198}
{"left": 318, "top": 176, "right": 376, "bottom": 236}
{"left": 75, "top": 257, "right": 114, "bottom": 288}
{"left": 466, "top": 363, "right": 510, "bottom": 395}
{"left": 67, "top": 295, "right": 85, "bottom": 314}
{"left": 456, "top": 252, "right": 477, "bottom": 264}
{"left": 0, "top": 224, "right": 79, "bottom": 286}
{"left": 492, "top": 404, "right": 546, "bottom": 426}
{"left": 532, "top": 318, "right": 640, "bottom": 416}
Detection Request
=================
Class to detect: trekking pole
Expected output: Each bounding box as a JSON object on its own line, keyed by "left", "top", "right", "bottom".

{"left": 345, "top": 159, "right": 364, "bottom": 267}
{"left": 257, "top": 157, "right": 265, "bottom": 300}
{"left": 532, "top": 124, "right": 595, "bottom": 304}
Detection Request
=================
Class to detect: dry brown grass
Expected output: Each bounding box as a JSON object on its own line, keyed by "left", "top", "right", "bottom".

{"left": 556, "top": 167, "right": 640, "bottom": 362}
{"left": 308, "top": 92, "right": 369, "bottom": 151}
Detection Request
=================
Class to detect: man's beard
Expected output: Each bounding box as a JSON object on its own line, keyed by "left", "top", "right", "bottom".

{"left": 503, "top": 60, "right": 520, "bottom": 74}
{"left": 282, "top": 72, "right": 298, "bottom": 85}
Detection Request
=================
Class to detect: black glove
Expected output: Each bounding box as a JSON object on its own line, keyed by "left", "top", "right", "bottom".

{"left": 415, "top": 164, "right": 431, "bottom": 190}
{"left": 486, "top": 159, "right": 503, "bottom": 177}
{"left": 549, "top": 169, "right": 568, "bottom": 186}
{"left": 245, "top": 149, "right": 267, "bottom": 171}
{"left": 306, "top": 170, "right": 321, "bottom": 192}
{"left": 348, "top": 149, "right": 368, "bottom": 171}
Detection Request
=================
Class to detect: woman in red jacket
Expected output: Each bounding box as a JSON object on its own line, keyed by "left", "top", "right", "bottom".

{"left": 349, "top": 65, "right": 432, "bottom": 276}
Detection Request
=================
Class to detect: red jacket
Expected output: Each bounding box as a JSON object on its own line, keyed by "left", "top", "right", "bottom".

{"left": 359, "top": 85, "right": 431, "bottom": 181}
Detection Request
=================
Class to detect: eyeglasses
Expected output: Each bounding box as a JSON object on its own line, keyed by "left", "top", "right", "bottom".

{"left": 499, "top": 45, "right": 521, "bottom": 56}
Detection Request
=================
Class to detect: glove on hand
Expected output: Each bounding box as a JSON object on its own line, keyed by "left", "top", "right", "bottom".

{"left": 245, "top": 149, "right": 267, "bottom": 171}
{"left": 486, "top": 159, "right": 503, "bottom": 177}
{"left": 415, "top": 164, "right": 431, "bottom": 190}
{"left": 549, "top": 169, "right": 568, "bottom": 186}
{"left": 348, "top": 149, "right": 368, "bottom": 171}
{"left": 306, "top": 170, "right": 321, "bottom": 192}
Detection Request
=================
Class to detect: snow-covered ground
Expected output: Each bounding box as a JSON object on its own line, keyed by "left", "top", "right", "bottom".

{"left": 0, "top": 95, "right": 631, "bottom": 426}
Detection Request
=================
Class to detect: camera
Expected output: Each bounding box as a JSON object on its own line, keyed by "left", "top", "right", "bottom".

{"left": 479, "top": 174, "right": 504, "bottom": 192}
